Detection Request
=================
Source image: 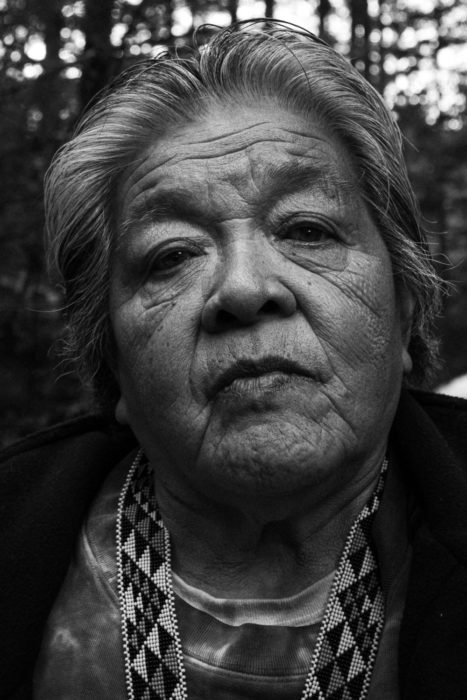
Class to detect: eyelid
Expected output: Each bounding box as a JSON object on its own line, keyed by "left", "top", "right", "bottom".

{"left": 276, "top": 214, "right": 336, "bottom": 237}
{"left": 274, "top": 212, "right": 355, "bottom": 246}
{"left": 142, "top": 238, "right": 205, "bottom": 275}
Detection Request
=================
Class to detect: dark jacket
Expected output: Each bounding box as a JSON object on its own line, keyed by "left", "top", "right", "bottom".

{"left": 1, "top": 389, "right": 467, "bottom": 699}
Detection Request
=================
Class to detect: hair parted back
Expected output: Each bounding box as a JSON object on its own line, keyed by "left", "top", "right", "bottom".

{"left": 45, "top": 19, "right": 442, "bottom": 411}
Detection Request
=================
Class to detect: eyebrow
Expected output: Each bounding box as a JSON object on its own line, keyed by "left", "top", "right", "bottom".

{"left": 121, "top": 189, "right": 203, "bottom": 234}
{"left": 264, "top": 160, "right": 358, "bottom": 202}
{"left": 120, "top": 160, "right": 358, "bottom": 233}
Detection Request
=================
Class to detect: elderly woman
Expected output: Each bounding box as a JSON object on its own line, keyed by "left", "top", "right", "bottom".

{"left": 1, "top": 20, "right": 467, "bottom": 700}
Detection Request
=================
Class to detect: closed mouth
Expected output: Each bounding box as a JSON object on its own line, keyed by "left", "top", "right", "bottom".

{"left": 209, "top": 357, "right": 313, "bottom": 398}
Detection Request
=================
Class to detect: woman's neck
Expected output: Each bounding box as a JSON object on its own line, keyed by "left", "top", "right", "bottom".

{"left": 153, "top": 458, "right": 383, "bottom": 599}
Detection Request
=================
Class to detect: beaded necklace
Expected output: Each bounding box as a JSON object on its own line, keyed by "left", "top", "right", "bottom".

{"left": 116, "top": 451, "right": 387, "bottom": 700}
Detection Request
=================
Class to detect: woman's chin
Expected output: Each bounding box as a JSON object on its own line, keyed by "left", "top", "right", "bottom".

{"left": 194, "top": 421, "right": 349, "bottom": 500}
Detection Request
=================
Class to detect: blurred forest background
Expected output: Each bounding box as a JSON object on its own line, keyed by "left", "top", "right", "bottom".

{"left": 1, "top": 0, "right": 467, "bottom": 447}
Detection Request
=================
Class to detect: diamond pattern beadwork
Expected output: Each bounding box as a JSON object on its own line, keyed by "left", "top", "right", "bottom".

{"left": 117, "top": 454, "right": 187, "bottom": 700}
{"left": 117, "top": 452, "right": 387, "bottom": 700}
{"left": 301, "top": 458, "right": 388, "bottom": 700}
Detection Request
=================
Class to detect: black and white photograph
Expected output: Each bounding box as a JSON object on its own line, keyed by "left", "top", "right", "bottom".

{"left": 1, "top": 1, "right": 467, "bottom": 698}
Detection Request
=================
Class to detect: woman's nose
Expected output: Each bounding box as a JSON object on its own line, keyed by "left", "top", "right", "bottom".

{"left": 201, "top": 243, "right": 297, "bottom": 333}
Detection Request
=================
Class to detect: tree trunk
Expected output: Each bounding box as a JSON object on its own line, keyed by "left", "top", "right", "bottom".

{"left": 228, "top": 0, "right": 238, "bottom": 24}
{"left": 350, "top": 0, "right": 370, "bottom": 78}
{"left": 35, "top": 0, "right": 63, "bottom": 152}
{"left": 265, "top": 0, "right": 274, "bottom": 19}
{"left": 318, "top": 0, "right": 331, "bottom": 41}
{"left": 80, "top": 0, "right": 115, "bottom": 110}
{"left": 377, "top": 0, "right": 387, "bottom": 92}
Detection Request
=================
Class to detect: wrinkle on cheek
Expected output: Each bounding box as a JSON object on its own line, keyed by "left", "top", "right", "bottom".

{"left": 325, "top": 269, "right": 393, "bottom": 321}
{"left": 315, "top": 343, "right": 363, "bottom": 400}
{"left": 112, "top": 298, "right": 177, "bottom": 376}
{"left": 304, "top": 265, "right": 398, "bottom": 376}
{"left": 141, "top": 294, "right": 179, "bottom": 317}
{"left": 113, "top": 295, "right": 210, "bottom": 439}
{"left": 288, "top": 246, "right": 349, "bottom": 273}
{"left": 341, "top": 261, "right": 400, "bottom": 360}
{"left": 318, "top": 384, "right": 359, "bottom": 442}
{"left": 317, "top": 307, "right": 395, "bottom": 375}
{"left": 318, "top": 335, "right": 360, "bottom": 376}
{"left": 319, "top": 252, "right": 396, "bottom": 320}
{"left": 138, "top": 264, "right": 206, "bottom": 309}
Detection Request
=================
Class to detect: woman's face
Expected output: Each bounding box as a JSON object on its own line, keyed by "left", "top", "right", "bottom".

{"left": 110, "top": 101, "right": 412, "bottom": 505}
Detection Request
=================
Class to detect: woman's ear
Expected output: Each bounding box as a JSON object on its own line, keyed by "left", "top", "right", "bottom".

{"left": 402, "top": 347, "right": 413, "bottom": 374}
{"left": 399, "top": 288, "right": 415, "bottom": 375}
{"left": 115, "top": 395, "right": 130, "bottom": 425}
{"left": 108, "top": 350, "right": 129, "bottom": 425}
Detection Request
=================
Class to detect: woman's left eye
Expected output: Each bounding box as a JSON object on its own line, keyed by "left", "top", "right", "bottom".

{"left": 283, "top": 223, "right": 333, "bottom": 245}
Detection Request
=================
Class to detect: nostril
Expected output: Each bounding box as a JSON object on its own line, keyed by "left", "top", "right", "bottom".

{"left": 213, "top": 300, "right": 281, "bottom": 330}
{"left": 202, "top": 279, "right": 297, "bottom": 333}
{"left": 216, "top": 308, "right": 239, "bottom": 328}
{"left": 261, "top": 300, "right": 280, "bottom": 314}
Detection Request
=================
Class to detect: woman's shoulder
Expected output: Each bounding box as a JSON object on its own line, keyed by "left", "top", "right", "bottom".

{"left": 414, "top": 388, "right": 467, "bottom": 415}
{"left": 0, "top": 414, "right": 136, "bottom": 466}
{"left": 409, "top": 389, "right": 467, "bottom": 458}
{"left": 0, "top": 414, "right": 137, "bottom": 532}
{"left": 0, "top": 415, "right": 137, "bottom": 697}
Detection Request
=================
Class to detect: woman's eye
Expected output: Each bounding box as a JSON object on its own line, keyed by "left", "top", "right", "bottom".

{"left": 284, "top": 223, "right": 333, "bottom": 244}
{"left": 150, "top": 248, "right": 196, "bottom": 273}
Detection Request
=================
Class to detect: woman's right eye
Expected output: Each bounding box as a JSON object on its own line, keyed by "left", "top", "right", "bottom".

{"left": 142, "top": 236, "right": 206, "bottom": 279}
{"left": 151, "top": 248, "right": 196, "bottom": 272}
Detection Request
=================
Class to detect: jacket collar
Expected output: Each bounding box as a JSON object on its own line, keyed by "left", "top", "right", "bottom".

{"left": 392, "top": 389, "right": 467, "bottom": 699}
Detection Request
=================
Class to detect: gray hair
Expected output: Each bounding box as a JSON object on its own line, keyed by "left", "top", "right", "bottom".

{"left": 45, "top": 20, "right": 442, "bottom": 411}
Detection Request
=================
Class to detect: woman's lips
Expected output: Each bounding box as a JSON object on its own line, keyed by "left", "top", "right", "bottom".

{"left": 219, "top": 370, "right": 311, "bottom": 396}
{"left": 207, "top": 357, "right": 317, "bottom": 400}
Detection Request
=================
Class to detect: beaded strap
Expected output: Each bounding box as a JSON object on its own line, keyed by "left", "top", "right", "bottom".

{"left": 117, "top": 453, "right": 387, "bottom": 700}
{"left": 116, "top": 453, "right": 187, "bottom": 699}
{"left": 302, "top": 459, "right": 387, "bottom": 699}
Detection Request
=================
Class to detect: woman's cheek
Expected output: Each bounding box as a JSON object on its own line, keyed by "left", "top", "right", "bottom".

{"left": 139, "top": 257, "right": 209, "bottom": 308}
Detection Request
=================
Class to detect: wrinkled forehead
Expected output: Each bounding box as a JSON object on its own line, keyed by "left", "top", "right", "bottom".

{"left": 117, "top": 102, "right": 361, "bottom": 231}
